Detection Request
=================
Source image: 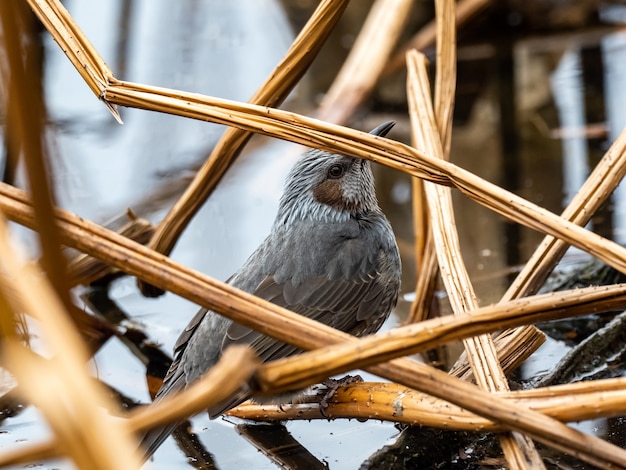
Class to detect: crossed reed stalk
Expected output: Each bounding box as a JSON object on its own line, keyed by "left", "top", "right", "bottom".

{"left": 1, "top": 0, "right": 625, "bottom": 468}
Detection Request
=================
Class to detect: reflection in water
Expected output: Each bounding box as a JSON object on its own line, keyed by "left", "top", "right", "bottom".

{"left": 550, "top": 47, "right": 589, "bottom": 207}
{"left": 603, "top": 31, "right": 626, "bottom": 244}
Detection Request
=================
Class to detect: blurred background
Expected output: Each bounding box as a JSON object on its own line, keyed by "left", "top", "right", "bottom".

{"left": 2, "top": 0, "right": 626, "bottom": 468}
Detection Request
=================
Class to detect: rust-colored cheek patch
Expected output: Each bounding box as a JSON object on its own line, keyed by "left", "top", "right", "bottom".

{"left": 313, "top": 180, "right": 345, "bottom": 210}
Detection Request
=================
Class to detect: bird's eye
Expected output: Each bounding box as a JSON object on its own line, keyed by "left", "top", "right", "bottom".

{"left": 327, "top": 164, "right": 345, "bottom": 179}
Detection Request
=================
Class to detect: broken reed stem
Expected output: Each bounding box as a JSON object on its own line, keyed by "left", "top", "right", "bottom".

{"left": 0, "top": 213, "right": 142, "bottom": 470}
{"left": 23, "top": 0, "right": 626, "bottom": 278}
{"left": 451, "top": 324, "right": 547, "bottom": 381}
{"left": 316, "top": 0, "right": 413, "bottom": 124}
{"left": 2, "top": 182, "right": 626, "bottom": 466}
{"left": 231, "top": 378, "right": 626, "bottom": 430}
{"left": 0, "top": 346, "right": 260, "bottom": 466}
{"left": 450, "top": 62, "right": 626, "bottom": 378}
{"left": 408, "top": 43, "right": 543, "bottom": 469}
{"left": 506, "top": 129, "right": 626, "bottom": 299}
{"left": 67, "top": 216, "right": 154, "bottom": 285}
{"left": 141, "top": 0, "right": 351, "bottom": 296}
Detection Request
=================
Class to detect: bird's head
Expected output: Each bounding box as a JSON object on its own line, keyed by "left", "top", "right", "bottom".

{"left": 275, "top": 121, "right": 395, "bottom": 226}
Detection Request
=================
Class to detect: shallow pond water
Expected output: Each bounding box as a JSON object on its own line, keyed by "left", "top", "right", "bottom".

{"left": 2, "top": 0, "right": 626, "bottom": 469}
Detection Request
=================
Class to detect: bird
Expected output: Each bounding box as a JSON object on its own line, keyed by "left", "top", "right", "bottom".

{"left": 141, "top": 121, "right": 402, "bottom": 458}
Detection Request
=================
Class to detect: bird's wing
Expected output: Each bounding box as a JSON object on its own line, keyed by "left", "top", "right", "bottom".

{"left": 140, "top": 307, "right": 210, "bottom": 458}
{"left": 151, "top": 306, "right": 210, "bottom": 399}
{"left": 222, "top": 262, "right": 394, "bottom": 365}
{"left": 203, "top": 269, "right": 394, "bottom": 418}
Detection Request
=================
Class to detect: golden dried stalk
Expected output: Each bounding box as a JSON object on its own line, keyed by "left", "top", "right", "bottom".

{"left": 0, "top": 214, "right": 142, "bottom": 470}
{"left": 23, "top": 0, "right": 626, "bottom": 278}
{"left": 231, "top": 378, "right": 626, "bottom": 430}
{"left": 407, "top": 29, "right": 544, "bottom": 466}
{"left": 2, "top": 181, "right": 626, "bottom": 466}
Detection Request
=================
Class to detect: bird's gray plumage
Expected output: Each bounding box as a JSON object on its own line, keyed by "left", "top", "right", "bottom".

{"left": 141, "top": 121, "right": 401, "bottom": 459}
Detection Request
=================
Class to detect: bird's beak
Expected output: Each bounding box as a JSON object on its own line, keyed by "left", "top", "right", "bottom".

{"left": 369, "top": 121, "right": 396, "bottom": 138}
{"left": 357, "top": 121, "right": 396, "bottom": 170}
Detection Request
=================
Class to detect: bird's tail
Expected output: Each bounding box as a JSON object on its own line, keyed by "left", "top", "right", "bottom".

{"left": 140, "top": 420, "right": 181, "bottom": 462}
{"left": 137, "top": 375, "right": 186, "bottom": 462}
{"left": 138, "top": 384, "right": 252, "bottom": 462}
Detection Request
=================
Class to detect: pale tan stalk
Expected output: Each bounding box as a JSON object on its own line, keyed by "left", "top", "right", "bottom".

{"left": 2, "top": 182, "right": 626, "bottom": 467}
{"left": 0, "top": 214, "right": 142, "bottom": 469}
{"left": 408, "top": 42, "right": 543, "bottom": 467}
{"left": 24, "top": 0, "right": 626, "bottom": 276}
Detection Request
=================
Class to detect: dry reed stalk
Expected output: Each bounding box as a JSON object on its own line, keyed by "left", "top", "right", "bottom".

{"left": 67, "top": 216, "right": 154, "bottom": 286}
{"left": 127, "top": 345, "right": 259, "bottom": 433}
{"left": 316, "top": 0, "right": 413, "bottom": 124}
{"left": 3, "top": 183, "right": 626, "bottom": 370}
{"left": 0, "top": 346, "right": 259, "bottom": 466}
{"left": 407, "top": 235, "right": 438, "bottom": 322}
{"left": 410, "top": 44, "right": 542, "bottom": 468}
{"left": 451, "top": 325, "right": 547, "bottom": 381}
{"left": 4, "top": 182, "right": 626, "bottom": 362}
{"left": 2, "top": 181, "right": 626, "bottom": 466}
{"left": 25, "top": 0, "right": 626, "bottom": 278}
{"left": 385, "top": 0, "right": 491, "bottom": 75}
{"left": 103, "top": 78, "right": 626, "bottom": 277}
{"left": 451, "top": 88, "right": 626, "bottom": 376}
{"left": 0, "top": 1, "right": 73, "bottom": 315}
{"left": 0, "top": 214, "right": 142, "bottom": 469}
{"left": 231, "top": 377, "right": 626, "bottom": 430}
{"left": 139, "top": 0, "right": 350, "bottom": 296}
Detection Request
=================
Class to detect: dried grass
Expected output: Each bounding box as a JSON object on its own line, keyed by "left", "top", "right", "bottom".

{"left": 0, "top": 0, "right": 625, "bottom": 469}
